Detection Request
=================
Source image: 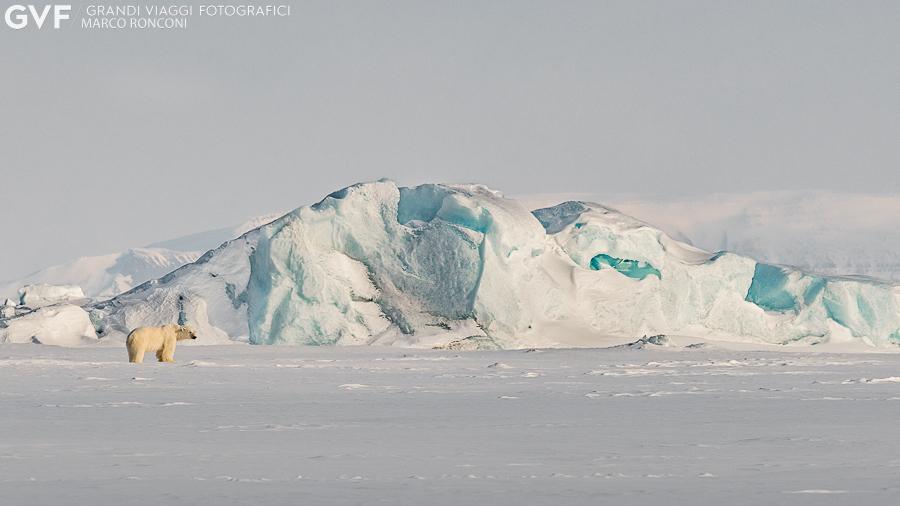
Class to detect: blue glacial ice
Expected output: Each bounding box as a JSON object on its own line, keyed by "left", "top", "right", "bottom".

{"left": 589, "top": 253, "right": 661, "bottom": 280}
{"left": 746, "top": 263, "right": 798, "bottom": 312}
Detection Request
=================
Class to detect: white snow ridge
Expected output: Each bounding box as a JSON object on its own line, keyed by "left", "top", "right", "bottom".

{"left": 81, "top": 181, "right": 900, "bottom": 349}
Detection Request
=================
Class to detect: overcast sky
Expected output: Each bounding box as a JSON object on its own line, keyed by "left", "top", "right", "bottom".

{"left": 1, "top": 1, "right": 898, "bottom": 281}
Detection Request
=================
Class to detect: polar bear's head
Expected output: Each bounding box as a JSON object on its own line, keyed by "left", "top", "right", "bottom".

{"left": 176, "top": 325, "right": 198, "bottom": 341}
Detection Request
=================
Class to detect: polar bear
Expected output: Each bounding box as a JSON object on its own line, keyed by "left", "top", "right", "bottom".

{"left": 126, "top": 324, "right": 197, "bottom": 363}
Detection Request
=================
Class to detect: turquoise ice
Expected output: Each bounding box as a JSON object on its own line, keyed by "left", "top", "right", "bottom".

{"left": 589, "top": 253, "right": 661, "bottom": 280}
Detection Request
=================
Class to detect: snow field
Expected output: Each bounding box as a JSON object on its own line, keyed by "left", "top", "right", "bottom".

{"left": 2, "top": 344, "right": 900, "bottom": 504}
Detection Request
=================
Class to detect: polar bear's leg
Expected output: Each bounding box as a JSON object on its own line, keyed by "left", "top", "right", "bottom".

{"left": 156, "top": 349, "right": 164, "bottom": 362}
{"left": 127, "top": 332, "right": 143, "bottom": 363}
{"left": 160, "top": 337, "right": 176, "bottom": 362}
{"left": 130, "top": 348, "right": 145, "bottom": 364}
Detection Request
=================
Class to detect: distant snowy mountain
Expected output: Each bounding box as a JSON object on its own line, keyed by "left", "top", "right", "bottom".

{"left": 147, "top": 214, "right": 283, "bottom": 252}
{"left": 522, "top": 192, "right": 900, "bottom": 282}
{"left": 86, "top": 181, "right": 900, "bottom": 349}
{"left": 0, "top": 248, "right": 202, "bottom": 301}
{"left": 0, "top": 214, "right": 282, "bottom": 300}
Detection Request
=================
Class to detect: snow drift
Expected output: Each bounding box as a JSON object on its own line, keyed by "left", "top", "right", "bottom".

{"left": 84, "top": 181, "right": 900, "bottom": 349}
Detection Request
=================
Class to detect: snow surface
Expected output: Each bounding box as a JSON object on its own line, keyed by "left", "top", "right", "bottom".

{"left": 86, "top": 181, "right": 900, "bottom": 349}
{"left": 2, "top": 344, "right": 900, "bottom": 505}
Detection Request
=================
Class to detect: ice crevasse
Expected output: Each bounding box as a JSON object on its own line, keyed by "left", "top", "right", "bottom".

{"left": 88, "top": 181, "right": 900, "bottom": 349}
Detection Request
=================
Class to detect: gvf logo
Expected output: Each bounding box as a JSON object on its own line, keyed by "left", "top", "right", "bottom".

{"left": 4, "top": 4, "right": 71, "bottom": 29}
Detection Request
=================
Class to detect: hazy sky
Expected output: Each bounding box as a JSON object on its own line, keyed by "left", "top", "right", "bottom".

{"left": 1, "top": 1, "right": 898, "bottom": 281}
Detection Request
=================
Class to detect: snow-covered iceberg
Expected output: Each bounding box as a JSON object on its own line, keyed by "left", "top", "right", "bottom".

{"left": 0, "top": 304, "right": 98, "bottom": 346}
{"left": 86, "top": 181, "right": 900, "bottom": 349}
{"left": 18, "top": 284, "right": 86, "bottom": 308}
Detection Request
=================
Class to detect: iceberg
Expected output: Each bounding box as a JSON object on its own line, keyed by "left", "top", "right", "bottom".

{"left": 18, "top": 284, "right": 86, "bottom": 308}
{"left": 83, "top": 181, "right": 900, "bottom": 349}
{"left": 0, "top": 304, "right": 98, "bottom": 346}
{"left": 1, "top": 299, "right": 15, "bottom": 319}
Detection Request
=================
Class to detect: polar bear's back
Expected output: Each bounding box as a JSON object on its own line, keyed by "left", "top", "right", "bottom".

{"left": 126, "top": 324, "right": 178, "bottom": 350}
